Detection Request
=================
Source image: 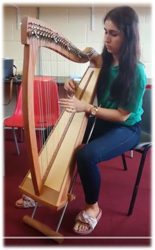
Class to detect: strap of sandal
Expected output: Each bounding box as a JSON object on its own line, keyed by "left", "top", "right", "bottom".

{"left": 76, "top": 211, "right": 97, "bottom": 229}
{"left": 23, "top": 199, "right": 36, "bottom": 208}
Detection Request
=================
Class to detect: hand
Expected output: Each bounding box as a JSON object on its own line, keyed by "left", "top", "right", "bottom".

{"left": 59, "top": 96, "right": 87, "bottom": 113}
{"left": 83, "top": 47, "right": 102, "bottom": 68}
{"left": 64, "top": 79, "right": 78, "bottom": 96}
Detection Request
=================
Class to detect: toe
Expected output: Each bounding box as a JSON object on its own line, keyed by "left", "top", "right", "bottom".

{"left": 73, "top": 222, "right": 80, "bottom": 231}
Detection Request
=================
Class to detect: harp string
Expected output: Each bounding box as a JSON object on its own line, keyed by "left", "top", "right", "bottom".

{"left": 22, "top": 16, "right": 97, "bottom": 194}
{"left": 37, "top": 78, "right": 43, "bottom": 177}
{"left": 39, "top": 44, "right": 85, "bottom": 178}
{"left": 41, "top": 77, "right": 49, "bottom": 178}
{"left": 38, "top": 50, "right": 52, "bottom": 177}
{"left": 38, "top": 47, "right": 63, "bottom": 178}
{"left": 35, "top": 53, "right": 44, "bottom": 176}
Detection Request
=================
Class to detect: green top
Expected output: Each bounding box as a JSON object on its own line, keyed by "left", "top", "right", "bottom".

{"left": 99, "top": 62, "right": 147, "bottom": 126}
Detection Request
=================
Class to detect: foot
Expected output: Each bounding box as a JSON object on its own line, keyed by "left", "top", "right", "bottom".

{"left": 73, "top": 207, "right": 102, "bottom": 234}
{"left": 15, "top": 194, "right": 36, "bottom": 208}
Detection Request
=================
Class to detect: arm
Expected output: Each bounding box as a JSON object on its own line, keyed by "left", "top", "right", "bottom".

{"left": 59, "top": 97, "right": 130, "bottom": 122}
{"left": 86, "top": 104, "right": 131, "bottom": 122}
{"left": 63, "top": 48, "right": 102, "bottom": 95}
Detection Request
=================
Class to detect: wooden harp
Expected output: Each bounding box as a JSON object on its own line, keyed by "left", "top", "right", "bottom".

{"left": 19, "top": 16, "right": 100, "bottom": 243}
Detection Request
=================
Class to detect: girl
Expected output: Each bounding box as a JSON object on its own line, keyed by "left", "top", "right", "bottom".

{"left": 59, "top": 5, "right": 147, "bottom": 234}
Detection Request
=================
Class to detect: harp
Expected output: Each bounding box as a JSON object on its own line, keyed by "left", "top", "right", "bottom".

{"left": 19, "top": 16, "right": 100, "bottom": 243}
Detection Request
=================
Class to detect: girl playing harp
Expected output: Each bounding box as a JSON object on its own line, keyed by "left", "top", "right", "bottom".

{"left": 16, "top": 5, "right": 147, "bottom": 236}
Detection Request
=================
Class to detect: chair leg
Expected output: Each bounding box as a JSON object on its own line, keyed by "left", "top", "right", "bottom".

{"left": 17, "top": 128, "right": 24, "bottom": 143}
{"left": 12, "top": 127, "right": 20, "bottom": 155}
{"left": 121, "top": 154, "right": 128, "bottom": 171}
{"left": 130, "top": 150, "right": 134, "bottom": 158}
{"left": 127, "top": 145, "right": 151, "bottom": 216}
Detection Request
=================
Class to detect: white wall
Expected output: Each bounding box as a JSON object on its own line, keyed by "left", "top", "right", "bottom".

{"left": 3, "top": 4, "right": 152, "bottom": 78}
{"left": 3, "top": 4, "right": 152, "bottom": 117}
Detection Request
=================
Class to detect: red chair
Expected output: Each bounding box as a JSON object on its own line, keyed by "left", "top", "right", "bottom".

{"left": 146, "top": 84, "right": 152, "bottom": 89}
{"left": 4, "top": 77, "right": 60, "bottom": 154}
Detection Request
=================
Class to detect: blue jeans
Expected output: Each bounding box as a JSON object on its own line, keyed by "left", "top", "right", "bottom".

{"left": 76, "top": 117, "right": 141, "bottom": 205}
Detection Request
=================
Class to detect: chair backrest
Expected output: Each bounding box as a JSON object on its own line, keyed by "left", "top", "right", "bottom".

{"left": 33, "top": 77, "right": 60, "bottom": 128}
{"left": 13, "top": 84, "right": 23, "bottom": 116}
{"left": 141, "top": 88, "right": 151, "bottom": 134}
{"left": 6, "top": 78, "right": 60, "bottom": 129}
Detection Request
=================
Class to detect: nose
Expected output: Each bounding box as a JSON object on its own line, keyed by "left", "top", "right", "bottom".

{"left": 104, "top": 33, "right": 111, "bottom": 44}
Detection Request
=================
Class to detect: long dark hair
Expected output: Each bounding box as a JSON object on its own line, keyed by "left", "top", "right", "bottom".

{"left": 97, "top": 6, "right": 140, "bottom": 106}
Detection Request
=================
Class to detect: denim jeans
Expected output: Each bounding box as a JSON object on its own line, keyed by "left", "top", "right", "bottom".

{"left": 76, "top": 117, "right": 141, "bottom": 205}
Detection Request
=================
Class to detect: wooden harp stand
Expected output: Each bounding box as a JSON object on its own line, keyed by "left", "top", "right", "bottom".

{"left": 19, "top": 16, "right": 100, "bottom": 243}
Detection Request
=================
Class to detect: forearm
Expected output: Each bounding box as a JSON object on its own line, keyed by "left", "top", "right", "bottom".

{"left": 59, "top": 97, "right": 130, "bottom": 121}
{"left": 85, "top": 104, "right": 130, "bottom": 122}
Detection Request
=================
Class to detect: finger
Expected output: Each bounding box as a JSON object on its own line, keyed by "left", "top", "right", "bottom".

{"left": 67, "top": 95, "right": 73, "bottom": 99}
{"left": 58, "top": 101, "right": 75, "bottom": 109}
{"left": 64, "top": 80, "right": 76, "bottom": 90}
{"left": 68, "top": 92, "right": 74, "bottom": 98}
{"left": 69, "top": 82, "right": 76, "bottom": 90}
{"left": 64, "top": 85, "right": 75, "bottom": 91}
{"left": 66, "top": 108, "right": 76, "bottom": 113}
{"left": 59, "top": 98, "right": 73, "bottom": 104}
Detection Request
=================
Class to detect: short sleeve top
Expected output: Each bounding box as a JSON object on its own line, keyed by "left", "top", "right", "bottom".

{"left": 98, "top": 62, "right": 147, "bottom": 126}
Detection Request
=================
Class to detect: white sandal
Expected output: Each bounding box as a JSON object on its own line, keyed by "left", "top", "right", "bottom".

{"left": 15, "top": 194, "right": 36, "bottom": 208}
{"left": 73, "top": 209, "right": 102, "bottom": 235}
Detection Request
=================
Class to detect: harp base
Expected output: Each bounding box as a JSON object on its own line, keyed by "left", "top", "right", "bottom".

{"left": 19, "top": 177, "right": 77, "bottom": 212}
{"left": 19, "top": 177, "right": 70, "bottom": 211}
{"left": 23, "top": 215, "right": 64, "bottom": 244}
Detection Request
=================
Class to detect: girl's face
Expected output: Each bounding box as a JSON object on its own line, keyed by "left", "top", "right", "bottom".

{"left": 104, "top": 19, "right": 124, "bottom": 56}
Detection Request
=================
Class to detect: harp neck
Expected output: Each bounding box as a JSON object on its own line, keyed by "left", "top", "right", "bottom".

{"left": 21, "top": 16, "right": 94, "bottom": 63}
